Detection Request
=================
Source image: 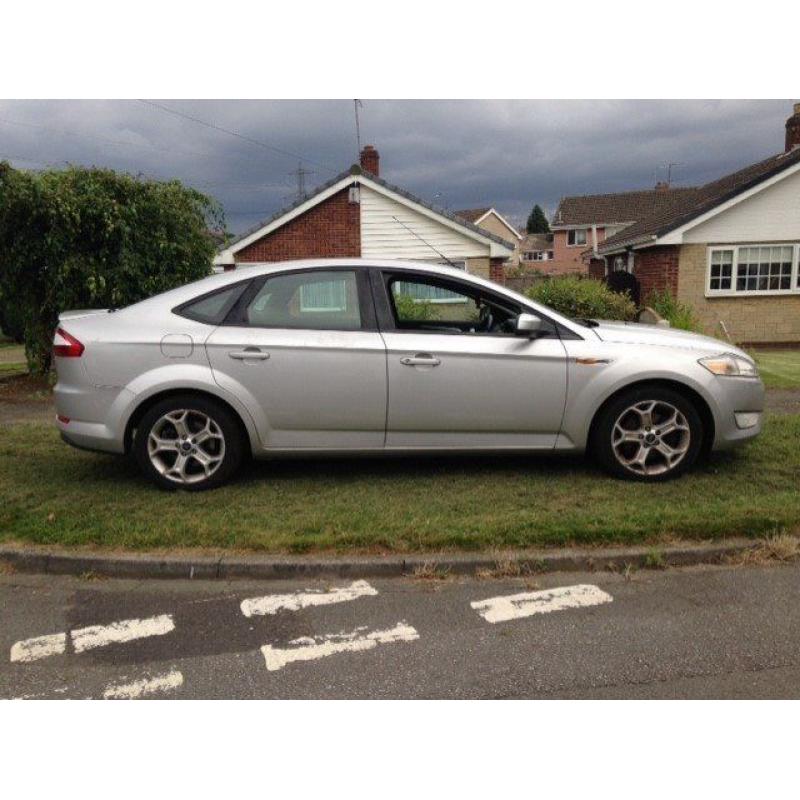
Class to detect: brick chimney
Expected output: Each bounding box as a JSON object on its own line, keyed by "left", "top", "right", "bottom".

{"left": 786, "top": 103, "right": 800, "bottom": 152}
{"left": 359, "top": 145, "right": 380, "bottom": 176}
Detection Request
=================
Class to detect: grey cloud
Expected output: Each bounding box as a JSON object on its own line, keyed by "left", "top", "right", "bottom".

{"left": 0, "top": 99, "right": 792, "bottom": 232}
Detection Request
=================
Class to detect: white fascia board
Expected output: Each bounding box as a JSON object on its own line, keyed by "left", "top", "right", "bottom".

{"left": 475, "top": 208, "right": 523, "bottom": 240}
{"left": 656, "top": 159, "right": 800, "bottom": 245}
{"left": 362, "top": 177, "right": 514, "bottom": 258}
{"left": 224, "top": 175, "right": 356, "bottom": 257}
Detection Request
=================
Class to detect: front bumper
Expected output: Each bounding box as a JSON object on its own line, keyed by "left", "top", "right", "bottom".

{"left": 711, "top": 377, "right": 765, "bottom": 451}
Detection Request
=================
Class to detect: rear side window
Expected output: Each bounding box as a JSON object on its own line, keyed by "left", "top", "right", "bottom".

{"left": 175, "top": 282, "right": 249, "bottom": 325}
{"left": 245, "top": 270, "right": 362, "bottom": 330}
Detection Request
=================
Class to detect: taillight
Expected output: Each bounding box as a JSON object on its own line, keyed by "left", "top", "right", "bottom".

{"left": 53, "top": 327, "right": 85, "bottom": 358}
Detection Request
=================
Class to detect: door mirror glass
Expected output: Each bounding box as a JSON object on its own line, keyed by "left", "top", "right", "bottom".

{"left": 516, "top": 313, "right": 542, "bottom": 336}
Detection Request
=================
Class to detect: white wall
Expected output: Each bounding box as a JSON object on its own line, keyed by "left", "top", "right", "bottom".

{"left": 683, "top": 168, "right": 800, "bottom": 243}
{"left": 359, "top": 185, "right": 489, "bottom": 260}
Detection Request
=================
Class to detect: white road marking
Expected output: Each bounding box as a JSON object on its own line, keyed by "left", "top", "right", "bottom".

{"left": 241, "top": 580, "right": 378, "bottom": 617}
{"left": 71, "top": 614, "right": 175, "bottom": 653}
{"left": 471, "top": 584, "right": 613, "bottom": 624}
{"left": 102, "top": 669, "right": 184, "bottom": 700}
{"left": 261, "top": 621, "right": 419, "bottom": 671}
{"left": 10, "top": 632, "right": 67, "bottom": 663}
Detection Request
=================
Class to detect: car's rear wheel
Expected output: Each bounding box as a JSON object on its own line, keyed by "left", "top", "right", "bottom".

{"left": 133, "top": 395, "right": 244, "bottom": 490}
{"left": 591, "top": 385, "right": 704, "bottom": 482}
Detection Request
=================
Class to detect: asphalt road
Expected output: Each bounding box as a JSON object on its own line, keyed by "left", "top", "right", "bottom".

{"left": 2, "top": 561, "right": 800, "bottom": 699}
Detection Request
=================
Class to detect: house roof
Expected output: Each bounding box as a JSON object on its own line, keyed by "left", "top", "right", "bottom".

{"left": 454, "top": 206, "right": 523, "bottom": 241}
{"left": 454, "top": 207, "right": 492, "bottom": 223}
{"left": 217, "top": 166, "right": 515, "bottom": 264}
{"left": 590, "top": 146, "right": 800, "bottom": 255}
{"left": 520, "top": 233, "right": 552, "bottom": 251}
{"left": 552, "top": 187, "right": 699, "bottom": 228}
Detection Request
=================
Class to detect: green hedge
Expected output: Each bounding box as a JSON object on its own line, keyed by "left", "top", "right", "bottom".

{"left": 647, "top": 289, "right": 701, "bottom": 331}
{"left": 526, "top": 277, "right": 637, "bottom": 321}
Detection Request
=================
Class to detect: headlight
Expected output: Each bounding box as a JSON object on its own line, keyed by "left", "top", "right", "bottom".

{"left": 698, "top": 353, "right": 759, "bottom": 378}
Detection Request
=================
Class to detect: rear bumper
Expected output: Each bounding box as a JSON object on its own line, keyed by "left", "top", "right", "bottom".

{"left": 54, "top": 381, "right": 131, "bottom": 455}
{"left": 57, "top": 419, "right": 125, "bottom": 454}
{"left": 711, "top": 377, "right": 765, "bottom": 451}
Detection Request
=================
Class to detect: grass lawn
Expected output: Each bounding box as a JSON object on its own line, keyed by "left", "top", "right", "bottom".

{"left": 752, "top": 349, "right": 800, "bottom": 389}
{"left": 0, "top": 414, "right": 798, "bottom": 554}
{"left": 0, "top": 343, "right": 27, "bottom": 377}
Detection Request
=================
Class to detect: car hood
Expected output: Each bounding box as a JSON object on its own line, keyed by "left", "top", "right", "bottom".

{"left": 591, "top": 320, "right": 750, "bottom": 358}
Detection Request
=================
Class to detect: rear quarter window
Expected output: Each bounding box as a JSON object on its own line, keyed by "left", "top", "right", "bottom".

{"left": 174, "top": 282, "right": 250, "bottom": 325}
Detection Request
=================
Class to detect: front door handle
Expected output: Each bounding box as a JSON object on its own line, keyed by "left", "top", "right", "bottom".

{"left": 229, "top": 348, "right": 270, "bottom": 361}
{"left": 400, "top": 354, "right": 441, "bottom": 367}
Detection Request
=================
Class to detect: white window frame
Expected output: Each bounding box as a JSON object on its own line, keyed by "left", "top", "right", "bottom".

{"left": 522, "top": 250, "right": 546, "bottom": 262}
{"left": 705, "top": 243, "right": 800, "bottom": 298}
{"left": 567, "top": 228, "right": 588, "bottom": 247}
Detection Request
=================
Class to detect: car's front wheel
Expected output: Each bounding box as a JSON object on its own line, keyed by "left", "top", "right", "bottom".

{"left": 133, "top": 394, "right": 244, "bottom": 490}
{"left": 591, "top": 385, "right": 704, "bottom": 481}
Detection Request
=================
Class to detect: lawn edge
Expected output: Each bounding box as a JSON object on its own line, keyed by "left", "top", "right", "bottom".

{"left": 0, "top": 538, "right": 768, "bottom": 581}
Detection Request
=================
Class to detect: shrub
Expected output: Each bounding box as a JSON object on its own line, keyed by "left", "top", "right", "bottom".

{"left": 647, "top": 289, "right": 701, "bottom": 331}
{"left": 393, "top": 292, "right": 435, "bottom": 321}
{"left": 526, "top": 276, "right": 637, "bottom": 321}
{"left": 0, "top": 162, "right": 223, "bottom": 373}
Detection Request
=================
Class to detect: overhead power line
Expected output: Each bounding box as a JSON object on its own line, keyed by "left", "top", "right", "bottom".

{"left": 138, "top": 100, "right": 338, "bottom": 174}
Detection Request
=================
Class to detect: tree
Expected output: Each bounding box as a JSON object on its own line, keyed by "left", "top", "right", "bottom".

{"left": 0, "top": 163, "right": 224, "bottom": 373}
{"left": 526, "top": 204, "right": 550, "bottom": 234}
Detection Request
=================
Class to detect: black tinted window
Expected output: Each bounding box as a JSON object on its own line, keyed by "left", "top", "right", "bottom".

{"left": 176, "top": 283, "right": 249, "bottom": 324}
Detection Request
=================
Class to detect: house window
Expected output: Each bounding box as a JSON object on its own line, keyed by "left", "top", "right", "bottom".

{"left": 522, "top": 251, "right": 546, "bottom": 262}
{"left": 567, "top": 229, "right": 587, "bottom": 247}
{"left": 707, "top": 245, "right": 799, "bottom": 296}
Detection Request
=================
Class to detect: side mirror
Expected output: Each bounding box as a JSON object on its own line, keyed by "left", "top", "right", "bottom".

{"left": 516, "top": 313, "right": 542, "bottom": 338}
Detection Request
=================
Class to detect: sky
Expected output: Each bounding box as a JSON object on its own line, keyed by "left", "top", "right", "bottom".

{"left": 0, "top": 99, "right": 793, "bottom": 234}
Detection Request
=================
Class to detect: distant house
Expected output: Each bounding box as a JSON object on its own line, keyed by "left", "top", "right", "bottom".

{"left": 553, "top": 103, "right": 800, "bottom": 345}
{"left": 214, "top": 147, "right": 515, "bottom": 282}
{"left": 551, "top": 187, "right": 698, "bottom": 274}
{"left": 518, "top": 233, "right": 554, "bottom": 268}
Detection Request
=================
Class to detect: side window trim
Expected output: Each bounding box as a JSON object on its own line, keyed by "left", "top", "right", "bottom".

{"left": 221, "top": 267, "right": 378, "bottom": 332}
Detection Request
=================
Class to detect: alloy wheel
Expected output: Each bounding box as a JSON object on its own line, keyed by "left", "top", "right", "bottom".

{"left": 611, "top": 399, "right": 691, "bottom": 477}
{"left": 147, "top": 409, "right": 226, "bottom": 485}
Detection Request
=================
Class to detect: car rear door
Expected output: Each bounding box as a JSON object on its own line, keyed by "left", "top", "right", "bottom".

{"left": 373, "top": 269, "right": 568, "bottom": 449}
{"left": 205, "top": 267, "right": 387, "bottom": 450}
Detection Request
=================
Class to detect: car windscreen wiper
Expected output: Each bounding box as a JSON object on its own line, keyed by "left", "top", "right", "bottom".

{"left": 573, "top": 317, "right": 600, "bottom": 328}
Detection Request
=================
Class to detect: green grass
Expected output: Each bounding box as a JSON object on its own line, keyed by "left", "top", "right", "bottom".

{"left": 0, "top": 415, "right": 798, "bottom": 554}
{"left": 752, "top": 350, "right": 800, "bottom": 390}
{"left": 0, "top": 343, "right": 26, "bottom": 377}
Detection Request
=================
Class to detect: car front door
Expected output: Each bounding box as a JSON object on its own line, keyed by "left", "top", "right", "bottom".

{"left": 206, "top": 268, "right": 387, "bottom": 450}
{"left": 375, "top": 270, "right": 568, "bottom": 449}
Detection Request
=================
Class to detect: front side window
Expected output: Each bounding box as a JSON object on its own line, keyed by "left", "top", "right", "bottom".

{"left": 568, "top": 229, "right": 587, "bottom": 246}
{"left": 388, "top": 275, "right": 522, "bottom": 335}
{"left": 246, "top": 270, "right": 362, "bottom": 330}
{"left": 708, "top": 245, "right": 798, "bottom": 295}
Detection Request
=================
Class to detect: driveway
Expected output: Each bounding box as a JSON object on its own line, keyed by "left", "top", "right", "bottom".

{"left": 3, "top": 562, "right": 800, "bottom": 699}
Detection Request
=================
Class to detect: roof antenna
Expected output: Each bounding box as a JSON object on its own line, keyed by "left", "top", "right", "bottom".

{"left": 354, "top": 99, "right": 363, "bottom": 158}
{"left": 391, "top": 215, "right": 460, "bottom": 270}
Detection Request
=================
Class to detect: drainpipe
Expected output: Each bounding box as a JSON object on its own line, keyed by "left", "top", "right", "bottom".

{"left": 591, "top": 224, "right": 598, "bottom": 257}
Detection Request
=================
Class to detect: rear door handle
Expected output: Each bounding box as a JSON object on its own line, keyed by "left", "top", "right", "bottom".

{"left": 400, "top": 354, "right": 441, "bottom": 367}
{"left": 229, "top": 348, "right": 270, "bottom": 361}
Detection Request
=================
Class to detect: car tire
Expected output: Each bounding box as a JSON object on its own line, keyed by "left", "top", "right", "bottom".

{"left": 590, "top": 385, "right": 704, "bottom": 482}
{"left": 133, "top": 394, "right": 245, "bottom": 491}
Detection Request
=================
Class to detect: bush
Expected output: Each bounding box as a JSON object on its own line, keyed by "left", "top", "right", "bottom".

{"left": 0, "top": 162, "right": 223, "bottom": 373}
{"left": 647, "top": 289, "right": 700, "bottom": 331}
{"left": 526, "top": 276, "right": 637, "bottom": 321}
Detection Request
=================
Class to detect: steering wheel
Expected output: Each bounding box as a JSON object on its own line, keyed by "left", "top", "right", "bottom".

{"left": 477, "top": 303, "right": 494, "bottom": 333}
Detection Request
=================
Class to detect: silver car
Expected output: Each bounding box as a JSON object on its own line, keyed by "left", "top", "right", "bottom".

{"left": 53, "top": 259, "right": 764, "bottom": 490}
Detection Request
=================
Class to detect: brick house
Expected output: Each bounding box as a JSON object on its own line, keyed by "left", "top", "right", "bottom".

{"left": 551, "top": 186, "right": 697, "bottom": 275}
{"left": 556, "top": 103, "right": 800, "bottom": 345}
{"left": 214, "top": 147, "right": 515, "bottom": 282}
